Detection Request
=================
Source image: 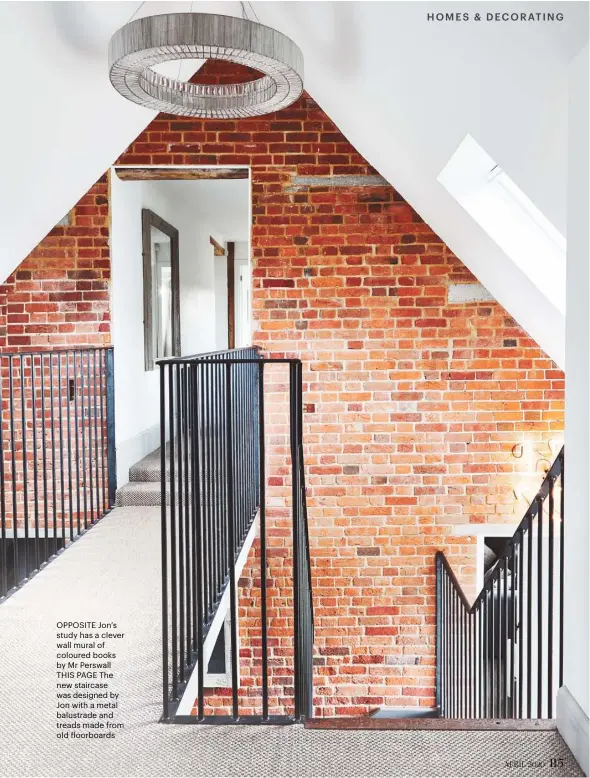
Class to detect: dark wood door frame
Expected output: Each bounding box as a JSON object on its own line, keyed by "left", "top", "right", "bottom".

{"left": 227, "top": 241, "right": 235, "bottom": 350}
{"left": 141, "top": 208, "right": 181, "bottom": 371}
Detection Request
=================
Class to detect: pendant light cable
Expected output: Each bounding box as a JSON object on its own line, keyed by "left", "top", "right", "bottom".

{"left": 127, "top": 2, "right": 145, "bottom": 24}
{"left": 247, "top": 2, "right": 260, "bottom": 23}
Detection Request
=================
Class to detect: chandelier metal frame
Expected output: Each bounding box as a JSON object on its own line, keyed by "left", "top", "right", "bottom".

{"left": 108, "top": 13, "right": 304, "bottom": 118}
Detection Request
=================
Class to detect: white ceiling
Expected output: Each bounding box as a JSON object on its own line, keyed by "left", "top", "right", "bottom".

{"left": 0, "top": 1, "right": 587, "bottom": 367}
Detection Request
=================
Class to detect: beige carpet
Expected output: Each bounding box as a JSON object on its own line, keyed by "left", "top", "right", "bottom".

{"left": 0, "top": 507, "right": 581, "bottom": 778}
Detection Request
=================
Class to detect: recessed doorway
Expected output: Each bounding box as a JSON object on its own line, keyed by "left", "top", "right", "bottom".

{"left": 109, "top": 166, "right": 252, "bottom": 485}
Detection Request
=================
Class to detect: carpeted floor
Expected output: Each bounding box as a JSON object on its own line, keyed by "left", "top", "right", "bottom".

{"left": 0, "top": 507, "right": 582, "bottom": 778}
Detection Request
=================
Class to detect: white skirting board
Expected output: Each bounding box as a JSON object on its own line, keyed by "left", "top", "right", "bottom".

{"left": 557, "top": 685, "right": 589, "bottom": 775}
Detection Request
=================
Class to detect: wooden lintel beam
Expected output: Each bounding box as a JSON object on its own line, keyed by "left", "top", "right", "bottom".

{"left": 210, "top": 236, "right": 225, "bottom": 256}
{"left": 114, "top": 167, "right": 249, "bottom": 181}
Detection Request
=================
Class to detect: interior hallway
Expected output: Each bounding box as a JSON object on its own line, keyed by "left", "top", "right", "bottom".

{"left": 0, "top": 507, "right": 581, "bottom": 778}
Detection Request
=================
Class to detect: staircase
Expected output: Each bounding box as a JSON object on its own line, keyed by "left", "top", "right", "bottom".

{"left": 115, "top": 446, "right": 169, "bottom": 507}
{"left": 436, "top": 449, "right": 564, "bottom": 720}
{"left": 155, "top": 347, "right": 314, "bottom": 724}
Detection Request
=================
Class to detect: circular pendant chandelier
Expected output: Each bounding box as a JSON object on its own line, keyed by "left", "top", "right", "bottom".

{"left": 108, "top": 13, "right": 304, "bottom": 119}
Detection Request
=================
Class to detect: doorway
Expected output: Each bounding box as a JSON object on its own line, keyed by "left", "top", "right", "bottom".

{"left": 109, "top": 166, "right": 253, "bottom": 484}
{"left": 226, "top": 240, "right": 251, "bottom": 349}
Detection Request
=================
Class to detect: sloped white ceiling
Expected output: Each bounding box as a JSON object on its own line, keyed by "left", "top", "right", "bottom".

{"left": 1, "top": 1, "right": 587, "bottom": 367}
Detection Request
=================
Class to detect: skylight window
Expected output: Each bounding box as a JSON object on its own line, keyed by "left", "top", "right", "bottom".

{"left": 438, "top": 135, "right": 566, "bottom": 313}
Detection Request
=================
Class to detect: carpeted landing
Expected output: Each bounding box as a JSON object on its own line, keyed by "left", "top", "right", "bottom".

{"left": 0, "top": 507, "right": 581, "bottom": 778}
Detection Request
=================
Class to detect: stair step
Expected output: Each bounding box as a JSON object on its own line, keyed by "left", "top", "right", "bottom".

{"left": 305, "top": 718, "right": 556, "bottom": 731}
{"left": 128, "top": 446, "right": 198, "bottom": 482}
{"left": 118, "top": 444, "right": 216, "bottom": 506}
{"left": 129, "top": 447, "right": 169, "bottom": 482}
{"left": 115, "top": 481, "right": 192, "bottom": 507}
{"left": 371, "top": 707, "right": 438, "bottom": 719}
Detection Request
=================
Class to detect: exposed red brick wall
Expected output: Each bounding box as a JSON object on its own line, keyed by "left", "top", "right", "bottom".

{"left": 5, "top": 60, "right": 564, "bottom": 715}
{"left": 113, "top": 61, "right": 564, "bottom": 716}
{"left": 0, "top": 178, "right": 111, "bottom": 562}
{"left": 0, "top": 176, "right": 110, "bottom": 352}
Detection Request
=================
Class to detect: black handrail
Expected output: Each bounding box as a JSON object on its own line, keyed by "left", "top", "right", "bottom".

{"left": 157, "top": 345, "right": 262, "bottom": 364}
{"left": 0, "top": 347, "right": 116, "bottom": 600}
{"left": 436, "top": 448, "right": 564, "bottom": 719}
{"left": 160, "top": 349, "right": 314, "bottom": 723}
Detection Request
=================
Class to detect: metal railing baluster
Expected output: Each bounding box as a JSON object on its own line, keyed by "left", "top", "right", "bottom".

{"left": 258, "top": 361, "right": 269, "bottom": 721}
{"left": 160, "top": 361, "right": 169, "bottom": 721}
{"left": 518, "top": 529, "right": 524, "bottom": 719}
{"left": 31, "top": 356, "right": 40, "bottom": 566}
{"left": 80, "top": 352, "right": 88, "bottom": 530}
{"left": 85, "top": 351, "right": 93, "bottom": 527}
{"left": 537, "top": 495, "right": 543, "bottom": 718}
{"left": 0, "top": 347, "right": 114, "bottom": 601}
{"left": 177, "top": 362, "right": 185, "bottom": 688}
{"left": 58, "top": 354, "right": 65, "bottom": 548}
{"left": 65, "top": 353, "right": 73, "bottom": 543}
{"left": 530, "top": 518, "right": 536, "bottom": 717}
{"left": 92, "top": 349, "right": 100, "bottom": 519}
{"left": 159, "top": 349, "right": 314, "bottom": 724}
{"left": 105, "top": 349, "right": 117, "bottom": 508}
{"left": 8, "top": 358, "right": 18, "bottom": 587}
{"left": 435, "top": 450, "right": 564, "bottom": 721}
{"left": 182, "top": 365, "right": 191, "bottom": 672}
{"left": 503, "top": 557, "right": 508, "bottom": 718}
{"left": 225, "top": 360, "right": 239, "bottom": 721}
{"left": 73, "top": 352, "right": 81, "bottom": 535}
{"left": 191, "top": 362, "right": 204, "bottom": 720}
{"left": 509, "top": 541, "right": 516, "bottom": 718}
{"left": 99, "top": 350, "right": 107, "bottom": 512}
{"left": 199, "top": 362, "right": 209, "bottom": 621}
{"left": 547, "top": 477, "right": 555, "bottom": 718}
{"left": 20, "top": 355, "right": 29, "bottom": 577}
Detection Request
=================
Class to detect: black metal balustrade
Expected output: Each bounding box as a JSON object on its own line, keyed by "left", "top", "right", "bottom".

{"left": 159, "top": 347, "right": 314, "bottom": 724}
{"left": 290, "top": 360, "right": 314, "bottom": 722}
{"left": 436, "top": 448, "right": 564, "bottom": 719}
{"left": 0, "top": 347, "right": 116, "bottom": 599}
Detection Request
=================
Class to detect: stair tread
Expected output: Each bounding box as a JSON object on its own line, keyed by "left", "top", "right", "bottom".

{"left": 305, "top": 717, "right": 557, "bottom": 731}
{"left": 119, "top": 444, "right": 204, "bottom": 505}
{"left": 129, "top": 447, "right": 170, "bottom": 482}
{"left": 115, "top": 479, "right": 193, "bottom": 507}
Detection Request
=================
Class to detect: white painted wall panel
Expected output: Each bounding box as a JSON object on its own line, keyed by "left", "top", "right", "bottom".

{"left": 559, "top": 44, "right": 590, "bottom": 775}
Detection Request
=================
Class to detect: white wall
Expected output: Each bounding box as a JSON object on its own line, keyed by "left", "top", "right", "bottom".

{"left": 232, "top": 238, "right": 250, "bottom": 348}
{"left": 558, "top": 43, "right": 589, "bottom": 775}
{"left": 110, "top": 174, "right": 249, "bottom": 485}
{"left": 214, "top": 259, "right": 228, "bottom": 350}
{"left": 110, "top": 174, "right": 163, "bottom": 485}
{"left": 234, "top": 258, "right": 250, "bottom": 348}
